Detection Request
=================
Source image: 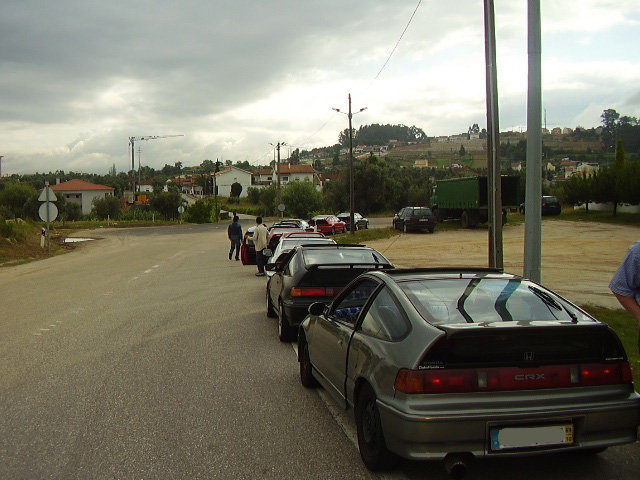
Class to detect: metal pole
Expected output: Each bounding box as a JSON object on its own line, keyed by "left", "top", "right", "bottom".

{"left": 524, "top": 0, "right": 543, "bottom": 282}
{"left": 348, "top": 94, "right": 355, "bottom": 234}
{"left": 484, "top": 0, "right": 503, "bottom": 269}
{"left": 45, "top": 181, "right": 51, "bottom": 252}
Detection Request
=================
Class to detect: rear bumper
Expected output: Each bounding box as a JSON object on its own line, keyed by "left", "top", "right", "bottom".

{"left": 377, "top": 390, "right": 640, "bottom": 460}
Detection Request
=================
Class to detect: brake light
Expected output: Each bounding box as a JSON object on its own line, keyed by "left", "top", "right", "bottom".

{"left": 290, "top": 287, "right": 338, "bottom": 297}
{"left": 394, "top": 361, "right": 632, "bottom": 394}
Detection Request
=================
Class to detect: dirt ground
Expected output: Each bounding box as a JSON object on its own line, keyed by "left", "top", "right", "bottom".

{"left": 366, "top": 220, "right": 640, "bottom": 310}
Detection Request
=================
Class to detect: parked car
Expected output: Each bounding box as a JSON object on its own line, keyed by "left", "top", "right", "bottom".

{"left": 309, "top": 215, "right": 346, "bottom": 235}
{"left": 272, "top": 218, "right": 313, "bottom": 231}
{"left": 265, "top": 233, "right": 336, "bottom": 278}
{"left": 337, "top": 212, "right": 369, "bottom": 231}
{"left": 266, "top": 244, "right": 394, "bottom": 341}
{"left": 267, "top": 225, "right": 305, "bottom": 250}
{"left": 299, "top": 268, "right": 640, "bottom": 474}
{"left": 240, "top": 225, "right": 257, "bottom": 265}
{"left": 392, "top": 207, "right": 437, "bottom": 233}
{"left": 519, "top": 195, "right": 562, "bottom": 216}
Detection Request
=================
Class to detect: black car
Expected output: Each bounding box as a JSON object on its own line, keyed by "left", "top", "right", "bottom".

{"left": 392, "top": 207, "right": 437, "bottom": 233}
{"left": 337, "top": 212, "right": 369, "bottom": 231}
{"left": 519, "top": 195, "right": 562, "bottom": 216}
{"left": 266, "top": 244, "right": 394, "bottom": 341}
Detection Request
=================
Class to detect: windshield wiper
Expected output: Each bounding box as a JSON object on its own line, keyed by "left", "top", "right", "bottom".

{"left": 528, "top": 286, "right": 578, "bottom": 322}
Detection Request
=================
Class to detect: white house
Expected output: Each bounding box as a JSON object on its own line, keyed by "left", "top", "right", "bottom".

{"left": 274, "top": 163, "right": 316, "bottom": 185}
{"left": 212, "top": 166, "right": 253, "bottom": 197}
{"left": 50, "top": 179, "right": 115, "bottom": 215}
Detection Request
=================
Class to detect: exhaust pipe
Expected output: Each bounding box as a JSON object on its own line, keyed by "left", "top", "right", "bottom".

{"left": 444, "top": 453, "right": 472, "bottom": 479}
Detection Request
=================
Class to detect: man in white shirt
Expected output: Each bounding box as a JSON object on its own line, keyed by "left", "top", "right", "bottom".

{"left": 253, "top": 216, "right": 269, "bottom": 276}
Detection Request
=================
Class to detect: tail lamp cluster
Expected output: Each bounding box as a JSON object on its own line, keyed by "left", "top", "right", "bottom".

{"left": 394, "top": 361, "right": 633, "bottom": 394}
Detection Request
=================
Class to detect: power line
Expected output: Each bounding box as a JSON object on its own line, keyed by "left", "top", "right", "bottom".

{"left": 373, "top": 0, "right": 422, "bottom": 80}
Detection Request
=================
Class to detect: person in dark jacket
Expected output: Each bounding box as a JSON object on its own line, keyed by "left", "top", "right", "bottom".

{"left": 228, "top": 215, "right": 243, "bottom": 260}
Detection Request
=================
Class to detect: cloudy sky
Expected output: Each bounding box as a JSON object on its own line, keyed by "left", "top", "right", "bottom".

{"left": 1, "top": 0, "right": 639, "bottom": 175}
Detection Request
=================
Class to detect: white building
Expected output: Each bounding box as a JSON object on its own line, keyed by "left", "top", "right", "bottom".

{"left": 50, "top": 179, "right": 115, "bottom": 215}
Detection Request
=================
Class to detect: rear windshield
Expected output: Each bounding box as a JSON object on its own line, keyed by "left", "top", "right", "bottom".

{"left": 281, "top": 239, "right": 334, "bottom": 250}
{"left": 399, "top": 277, "right": 592, "bottom": 325}
{"left": 302, "top": 248, "right": 390, "bottom": 266}
{"left": 412, "top": 208, "right": 432, "bottom": 216}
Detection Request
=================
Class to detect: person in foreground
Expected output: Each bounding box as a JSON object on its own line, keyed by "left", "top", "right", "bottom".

{"left": 610, "top": 240, "right": 640, "bottom": 352}
{"left": 227, "top": 215, "right": 242, "bottom": 260}
{"left": 253, "top": 216, "right": 269, "bottom": 276}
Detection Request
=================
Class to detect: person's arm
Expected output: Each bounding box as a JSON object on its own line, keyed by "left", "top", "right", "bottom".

{"left": 613, "top": 292, "right": 640, "bottom": 323}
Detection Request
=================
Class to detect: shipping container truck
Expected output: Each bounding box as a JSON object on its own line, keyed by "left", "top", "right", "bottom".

{"left": 430, "top": 175, "right": 520, "bottom": 228}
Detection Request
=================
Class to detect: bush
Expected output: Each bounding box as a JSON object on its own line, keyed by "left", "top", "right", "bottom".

{"left": 92, "top": 196, "right": 121, "bottom": 220}
{"left": 184, "top": 199, "right": 212, "bottom": 223}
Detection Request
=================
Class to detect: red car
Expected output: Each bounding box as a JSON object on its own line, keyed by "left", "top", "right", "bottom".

{"left": 309, "top": 215, "right": 346, "bottom": 235}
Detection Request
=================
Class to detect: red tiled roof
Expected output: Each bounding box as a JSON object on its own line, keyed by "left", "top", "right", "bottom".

{"left": 276, "top": 164, "right": 315, "bottom": 174}
{"left": 50, "top": 179, "right": 114, "bottom": 191}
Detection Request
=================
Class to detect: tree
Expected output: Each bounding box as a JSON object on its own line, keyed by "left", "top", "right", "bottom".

{"left": 459, "top": 144, "right": 467, "bottom": 157}
{"left": 150, "top": 191, "right": 182, "bottom": 219}
{"left": 91, "top": 196, "right": 121, "bottom": 219}
{"left": 601, "top": 108, "right": 620, "bottom": 152}
{"left": 281, "top": 181, "right": 322, "bottom": 218}
{"left": 184, "top": 199, "right": 212, "bottom": 223}
{"left": 0, "top": 182, "right": 38, "bottom": 218}
{"left": 562, "top": 174, "right": 594, "bottom": 213}
{"left": 230, "top": 182, "right": 242, "bottom": 198}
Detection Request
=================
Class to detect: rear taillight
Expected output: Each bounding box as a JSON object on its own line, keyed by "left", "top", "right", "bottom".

{"left": 290, "top": 287, "right": 339, "bottom": 297}
{"left": 394, "top": 361, "right": 632, "bottom": 394}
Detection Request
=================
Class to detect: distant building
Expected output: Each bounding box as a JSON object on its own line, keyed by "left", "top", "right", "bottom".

{"left": 50, "top": 179, "right": 115, "bottom": 215}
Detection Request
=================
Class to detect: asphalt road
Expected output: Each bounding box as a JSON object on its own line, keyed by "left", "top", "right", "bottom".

{"left": 1, "top": 222, "right": 638, "bottom": 480}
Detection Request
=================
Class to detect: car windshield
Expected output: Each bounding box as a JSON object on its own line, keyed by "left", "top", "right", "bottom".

{"left": 280, "top": 239, "right": 334, "bottom": 250}
{"left": 302, "top": 248, "right": 390, "bottom": 266}
{"left": 399, "top": 277, "right": 591, "bottom": 325}
{"left": 412, "top": 208, "right": 432, "bottom": 216}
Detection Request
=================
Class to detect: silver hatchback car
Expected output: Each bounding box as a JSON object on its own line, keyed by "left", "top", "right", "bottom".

{"left": 298, "top": 268, "right": 640, "bottom": 474}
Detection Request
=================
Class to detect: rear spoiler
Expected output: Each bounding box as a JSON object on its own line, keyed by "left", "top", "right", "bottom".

{"left": 307, "top": 263, "right": 394, "bottom": 270}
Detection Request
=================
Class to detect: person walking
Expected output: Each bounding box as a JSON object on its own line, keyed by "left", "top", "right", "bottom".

{"left": 253, "top": 216, "right": 269, "bottom": 276}
{"left": 227, "top": 215, "right": 243, "bottom": 261}
{"left": 609, "top": 240, "right": 640, "bottom": 352}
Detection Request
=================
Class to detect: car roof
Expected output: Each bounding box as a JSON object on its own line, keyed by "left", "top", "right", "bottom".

{"left": 281, "top": 231, "right": 325, "bottom": 238}
{"left": 365, "top": 267, "right": 516, "bottom": 281}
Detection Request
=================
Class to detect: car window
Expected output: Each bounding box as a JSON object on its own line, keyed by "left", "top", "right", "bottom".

{"left": 302, "top": 248, "right": 390, "bottom": 266}
{"left": 359, "top": 287, "right": 409, "bottom": 341}
{"left": 400, "top": 277, "right": 590, "bottom": 325}
{"left": 331, "top": 279, "right": 379, "bottom": 326}
{"left": 413, "top": 208, "right": 432, "bottom": 216}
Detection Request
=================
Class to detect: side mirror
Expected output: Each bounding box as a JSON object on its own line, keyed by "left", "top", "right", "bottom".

{"left": 263, "top": 248, "right": 273, "bottom": 257}
{"left": 265, "top": 263, "right": 278, "bottom": 272}
{"left": 308, "top": 302, "right": 327, "bottom": 316}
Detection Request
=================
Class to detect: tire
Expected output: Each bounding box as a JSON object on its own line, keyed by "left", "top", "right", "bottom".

{"left": 364, "top": 222, "right": 368, "bottom": 229}
{"left": 331, "top": 227, "right": 336, "bottom": 235}
{"left": 461, "top": 210, "right": 470, "bottom": 229}
{"left": 299, "top": 335, "right": 318, "bottom": 388}
{"left": 428, "top": 226, "right": 435, "bottom": 234}
{"left": 355, "top": 384, "right": 398, "bottom": 471}
{"left": 278, "top": 300, "right": 294, "bottom": 342}
{"left": 266, "top": 290, "right": 277, "bottom": 318}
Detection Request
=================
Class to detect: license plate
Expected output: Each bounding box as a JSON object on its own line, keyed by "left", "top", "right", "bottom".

{"left": 490, "top": 424, "right": 574, "bottom": 451}
{"left": 419, "top": 218, "right": 428, "bottom": 222}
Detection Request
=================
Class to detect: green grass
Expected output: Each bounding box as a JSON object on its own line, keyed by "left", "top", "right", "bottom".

{"left": 334, "top": 227, "right": 400, "bottom": 244}
{"left": 552, "top": 209, "right": 640, "bottom": 226}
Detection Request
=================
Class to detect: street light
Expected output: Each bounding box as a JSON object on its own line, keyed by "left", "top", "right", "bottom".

{"left": 333, "top": 93, "right": 367, "bottom": 234}
{"left": 269, "top": 141, "right": 286, "bottom": 213}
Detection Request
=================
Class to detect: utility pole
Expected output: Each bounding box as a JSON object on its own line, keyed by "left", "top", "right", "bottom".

{"left": 333, "top": 94, "right": 367, "bottom": 234}
{"left": 524, "top": 0, "right": 543, "bottom": 282}
{"left": 270, "top": 141, "right": 286, "bottom": 209}
{"left": 213, "top": 159, "right": 220, "bottom": 222}
{"left": 0, "top": 156, "right": 3, "bottom": 178}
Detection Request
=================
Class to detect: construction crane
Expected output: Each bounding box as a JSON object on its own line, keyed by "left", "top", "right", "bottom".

{"left": 128, "top": 134, "right": 183, "bottom": 193}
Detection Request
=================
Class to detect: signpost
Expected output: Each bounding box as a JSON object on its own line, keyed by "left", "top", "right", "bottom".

{"left": 38, "top": 181, "right": 58, "bottom": 252}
